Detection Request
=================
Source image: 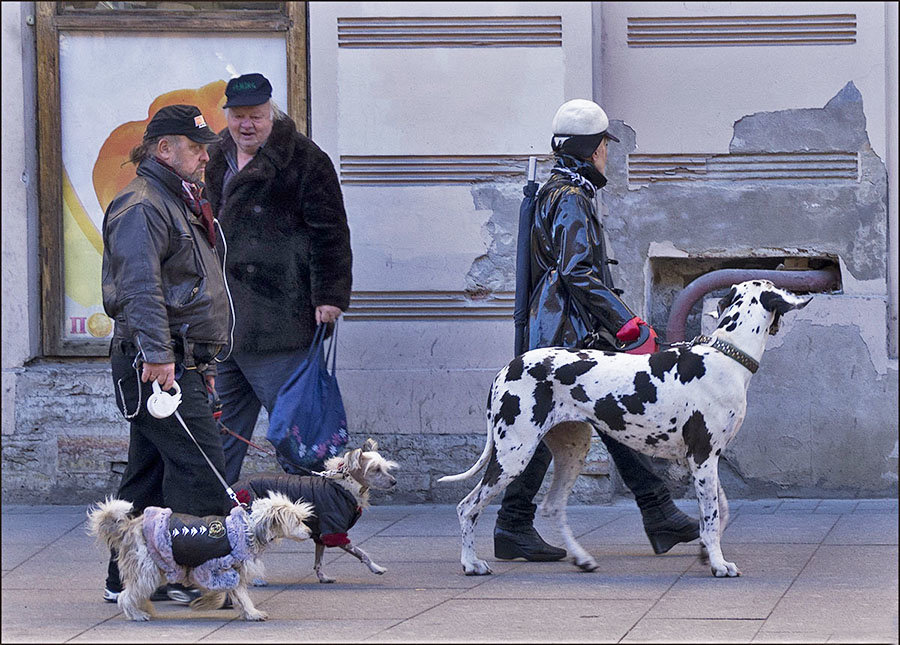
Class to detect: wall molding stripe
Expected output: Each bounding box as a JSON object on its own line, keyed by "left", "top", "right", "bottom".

{"left": 340, "top": 155, "right": 554, "bottom": 185}
{"left": 337, "top": 15, "right": 562, "bottom": 48}
{"left": 627, "top": 14, "right": 857, "bottom": 47}
{"left": 345, "top": 291, "right": 515, "bottom": 320}
{"left": 627, "top": 152, "right": 858, "bottom": 186}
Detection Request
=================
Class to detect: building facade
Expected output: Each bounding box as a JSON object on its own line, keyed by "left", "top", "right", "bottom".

{"left": 2, "top": 1, "right": 897, "bottom": 504}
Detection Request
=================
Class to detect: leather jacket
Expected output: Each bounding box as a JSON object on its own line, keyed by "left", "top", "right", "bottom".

{"left": 527, "top": 153, "right": 636, "bottom": 350}
{"left": 101, "top": 157, "right": 231, "bottom": 365}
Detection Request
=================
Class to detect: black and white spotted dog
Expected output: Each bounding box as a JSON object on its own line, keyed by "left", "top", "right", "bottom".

{"left": 440, "top": 280, "right": 811, "bottom": 578}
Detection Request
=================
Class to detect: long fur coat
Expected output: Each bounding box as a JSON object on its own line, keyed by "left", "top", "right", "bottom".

{"left": 205, "top": 117, "right": 352, "bottom": 353}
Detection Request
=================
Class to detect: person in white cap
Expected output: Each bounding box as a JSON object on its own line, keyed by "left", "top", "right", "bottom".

{"left": 493, "top": 99, "right": 699, "bottom": 562}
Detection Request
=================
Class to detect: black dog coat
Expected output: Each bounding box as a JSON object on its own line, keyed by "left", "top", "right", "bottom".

{"left": 235, "top": 474, "right": 360, "bottom": 547}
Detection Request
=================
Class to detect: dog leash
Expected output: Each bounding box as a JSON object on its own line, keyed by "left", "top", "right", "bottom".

{"left": 169, "top": 408, "right": 243, "bottom": 508}
{"left": 204, "top": 387, "right": 328, "bottom": 477}
{"left": 216, "top": 421, "right": 277, "bottom": 456}
{"left": 206, "top": 388, "right": 278, "bottom": 456}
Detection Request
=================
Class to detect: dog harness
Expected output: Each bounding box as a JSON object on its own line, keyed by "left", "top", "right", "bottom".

{"left": 235, "top": 474, "right": 361, "bottom": 547}
{"left": 142, "top": 504, "right": 254, "bottom": 590}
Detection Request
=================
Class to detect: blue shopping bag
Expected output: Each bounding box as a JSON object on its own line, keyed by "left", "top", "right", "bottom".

{"left": 267, "top": 321, "right": 349, "bottom": 473}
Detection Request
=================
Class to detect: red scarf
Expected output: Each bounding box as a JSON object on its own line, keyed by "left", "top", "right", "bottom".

{"left": 181, "top": 181, "right": 217, "bottom": 247}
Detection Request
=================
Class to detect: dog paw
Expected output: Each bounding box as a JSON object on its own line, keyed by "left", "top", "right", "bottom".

{"left": 462, "top": 559, "right": 492, "bottom": 576}
{"left": 251, "top": 578, "right": 268, "bottom": 587}
{"left": 317, "top": 576, "right": 336, "bottom": 584}
{"left": 371, "top": 565, "right": 386, "bottom": 575}
{"left": 711, "top": 561, "right": 741, "bottom": 578}
{"left": 574, "top": 557, "right": 599, "bottom": 572}
{"left": 244, "top": 610, "right": 268, "bottom": 621}
{"left": 125, "top": 611, "right": 151, "bottom": 622}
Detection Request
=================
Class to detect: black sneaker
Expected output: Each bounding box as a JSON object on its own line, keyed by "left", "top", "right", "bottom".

{"left": 166, "top": 583, "right": 202, "bottom": 604}
{"left": 219, "top": 595, "right": 233, "bottom": 610}
{"left": 105, "top": 586, "right": 168, "bottom": 602}
{"left": 494, "top": 525, "right": 567, "bottom": 561}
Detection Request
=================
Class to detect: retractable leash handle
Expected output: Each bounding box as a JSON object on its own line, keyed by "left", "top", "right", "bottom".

{"left": 147, "top": 381, "right": 182, "bottom": 419}
{"left": 617, "top": 324, "right": 659, "bottom": 355}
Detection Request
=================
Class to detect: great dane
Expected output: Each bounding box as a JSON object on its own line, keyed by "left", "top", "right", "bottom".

{"left": 440, "top": 280, "right": 812, "bottom": 578}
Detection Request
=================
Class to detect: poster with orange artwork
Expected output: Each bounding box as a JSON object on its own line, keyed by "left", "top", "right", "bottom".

{"left": 58, "top": 31, "right": 287, "bottom": 344}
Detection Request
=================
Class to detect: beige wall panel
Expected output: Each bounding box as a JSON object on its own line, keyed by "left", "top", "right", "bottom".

{"left": 601, "top": 2, "right": 888, "bottom": 158}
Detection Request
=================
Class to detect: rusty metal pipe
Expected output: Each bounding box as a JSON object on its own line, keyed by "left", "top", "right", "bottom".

{"left": 664, "top": 267, "right": 841, "bottom": 343}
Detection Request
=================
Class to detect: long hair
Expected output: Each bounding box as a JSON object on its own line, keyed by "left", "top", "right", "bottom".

{"left": 128, "top": 135, "right": 171, "bottom": 166}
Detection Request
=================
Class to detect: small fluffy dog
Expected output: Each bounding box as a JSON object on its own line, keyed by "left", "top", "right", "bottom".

{"left": 234, "top": 438, "right": 398, "bottom": 584}
{"left": 87, "top": 492, "right": 313, "bottom": 621}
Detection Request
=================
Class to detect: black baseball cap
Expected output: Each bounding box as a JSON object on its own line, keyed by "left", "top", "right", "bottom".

{"left": 143, "top": 104, "right": 219, "bottom": 143}
{"left": 223, "top": 73, "right": 273, "bottom": 108}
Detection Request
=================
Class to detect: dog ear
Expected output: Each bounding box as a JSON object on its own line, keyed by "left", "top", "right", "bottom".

{"left": 717, "top": 287, "right": 738, "bottom": 316}
{"left": 363, "top": 438, "right": 378, "bottom": 452}
{"left": 760, "top": 289, "right": 812, "bottom": 336}
{"left": 345, "top": 448, "right": 363, "bottom": 471}
{"left": 759, "top": 289, "right": 812, "bottom": 315}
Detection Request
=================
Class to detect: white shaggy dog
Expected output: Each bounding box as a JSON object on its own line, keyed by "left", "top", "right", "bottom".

{"left": 235, "top": 438, "right": 399, "bottom": 584}
{"left": 87, "top": 492, "right": 313, "bottom": 621}
{"left": 440, "top": 280, "right": 812, "bottom": 578}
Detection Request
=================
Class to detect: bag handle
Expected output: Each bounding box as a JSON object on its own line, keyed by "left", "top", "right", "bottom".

{"left": 324, "top": 319, "right": 338, "bottom": 376}
{"left": 309, "top": 321, "right": 328, "bottom": 357}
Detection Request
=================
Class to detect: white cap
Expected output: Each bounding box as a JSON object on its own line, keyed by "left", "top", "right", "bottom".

{"left": 551, "top": 99, "right": 619, "bottom": 141}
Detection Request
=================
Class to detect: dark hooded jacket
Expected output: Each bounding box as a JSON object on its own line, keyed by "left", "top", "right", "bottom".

{"left": 527, "top": 153, "right": 636, "bottom": 350}
{"left": 101, "top": 156, "right": 231, "bottom": 365}
{"left": 205, "top": 116, "right": 352, "bottom": 353}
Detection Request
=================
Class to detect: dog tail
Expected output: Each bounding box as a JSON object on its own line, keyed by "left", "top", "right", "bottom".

{"left": 437, "top": 415, "right": 496, "bottom": 483}
{"left": 86, "top": 497, "right": 134, "bottom": 551}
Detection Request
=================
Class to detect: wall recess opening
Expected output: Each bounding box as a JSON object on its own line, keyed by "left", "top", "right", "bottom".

{"left": 648, "top": 255, "right": 842, "bottom": 342}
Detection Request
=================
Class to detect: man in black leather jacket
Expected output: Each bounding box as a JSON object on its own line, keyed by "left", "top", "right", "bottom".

{"left": 494, "top": 99, "right": 699, "bottom": 562}
{"left": 100, "top": 104, "right": 232, "bottom": 605}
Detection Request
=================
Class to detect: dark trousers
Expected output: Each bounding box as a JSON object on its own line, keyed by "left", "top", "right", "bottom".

{"left": 105, "top": 345, "right": 230, "bottom": 591}
{"left": 496, "top": 432, "right": 668, "bottom": 529}
{"left": 215, "top": 347, "right": 310, "bottom": 485}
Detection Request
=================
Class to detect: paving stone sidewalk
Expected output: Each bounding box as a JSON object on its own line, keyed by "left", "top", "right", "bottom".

{"left": 2, "top": 498, "right": 897, "bottom": 643}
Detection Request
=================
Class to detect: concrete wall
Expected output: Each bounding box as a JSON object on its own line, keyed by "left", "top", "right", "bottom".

{"left": 2, "top": 1, "right": 897, "bottom": 504}
{"left": 2, "top": 1, "right": 41, "bottom": 481}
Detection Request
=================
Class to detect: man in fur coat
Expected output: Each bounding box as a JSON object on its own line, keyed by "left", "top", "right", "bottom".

{"left": 205, "top": 73, "right": 353, "bottom": 483}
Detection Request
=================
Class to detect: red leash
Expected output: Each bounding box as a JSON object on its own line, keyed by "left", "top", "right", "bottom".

{"left": 208, "top": 385, "right": 277, "bottom": 456}
{"left": 217, "top": 420, "right": 276, "bottom": 456}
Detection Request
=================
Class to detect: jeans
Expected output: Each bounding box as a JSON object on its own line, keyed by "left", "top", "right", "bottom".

{"left": 106, "top": 343, "right": 230, "bottom": 591}
{"left": 215, "top": 347, "right": 310, "bottom": 484}
{"left": 495, "top": 430, "right": 668, "bottom": 530}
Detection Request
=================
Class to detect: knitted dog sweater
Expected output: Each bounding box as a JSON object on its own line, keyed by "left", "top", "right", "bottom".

{"left": 142, "top": 504, "right": 253, "bottom": 590}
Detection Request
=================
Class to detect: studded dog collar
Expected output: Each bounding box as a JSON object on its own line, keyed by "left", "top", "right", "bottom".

{"left": 692, "top": 335, "right": 759, "bottom": 374}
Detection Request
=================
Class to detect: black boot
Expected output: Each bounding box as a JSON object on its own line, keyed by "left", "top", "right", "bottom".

{"left": 494, "top": 525, "right": 567, "bottom": 561}
{"left": 638, "top": 493, "right": 700, "bottom": 554}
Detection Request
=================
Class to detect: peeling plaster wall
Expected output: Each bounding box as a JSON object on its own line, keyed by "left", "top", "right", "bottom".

{"left": 456, "top": 81, "right": 896, "bottom": 499}
{"left": 594, "top": 9, "right": 897, "bottom": 498}
{"left": 604, "top": 83, "right": 887, "bottom": 302}
{"left": 465, "top": 184, "right": 520, "bottom": 295}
